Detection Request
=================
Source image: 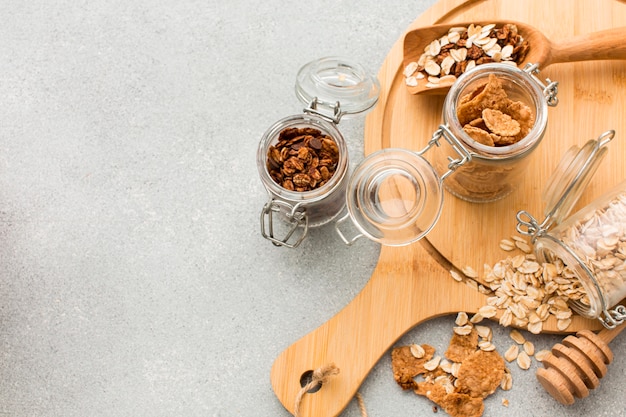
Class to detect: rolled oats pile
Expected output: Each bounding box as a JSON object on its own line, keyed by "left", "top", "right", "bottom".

{"left": 404, "top": 23, "right": 530, "bottom": 89}
{"left": 451, "top": 235, "right": 584, "bottom": 334}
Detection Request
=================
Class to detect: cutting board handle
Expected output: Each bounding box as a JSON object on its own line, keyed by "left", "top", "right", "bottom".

{"left": 270, "top": 241, "right": 487, "bottom": 417}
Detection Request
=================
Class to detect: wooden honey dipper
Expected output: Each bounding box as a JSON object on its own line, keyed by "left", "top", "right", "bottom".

{"left": 536, "top": 324, "right": 625, "bottom": 405}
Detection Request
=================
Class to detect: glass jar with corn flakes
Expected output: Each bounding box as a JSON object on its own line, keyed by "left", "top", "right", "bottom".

{"left": 334, "top": 63, "right": 558, "bottom": 246}
{"left": 257, "top": 57, "right": 379, "bottom": 248}
{"left": 517, "top": 130, "right": 626, "bottom": 329}
{"left": 434, "top": 63, "right": 558, "bottom": 202}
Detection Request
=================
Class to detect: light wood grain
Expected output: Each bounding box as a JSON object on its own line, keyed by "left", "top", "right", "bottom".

{"left": 365, "top": 0, "right": 626, "bottom": 327}
{"left": 270, "top": 0, "right": 625, "bottom": 416}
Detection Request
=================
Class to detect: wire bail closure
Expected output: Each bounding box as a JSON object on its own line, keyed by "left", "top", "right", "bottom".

{"left": 523, "top": 63, "right": 559, "bottom": 107}
{"left": 260, "top": 199, "right": 308, "bottom": 248}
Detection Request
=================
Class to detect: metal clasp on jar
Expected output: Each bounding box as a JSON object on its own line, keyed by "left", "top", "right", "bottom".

{"left": 260, "top": 199, "right": 308, "bottom": 248}
{"left": 335, "top": 124, "right": 472, "bottom": 246}
{"left": 523, "top": 63, "right": 559, "bottom": 107}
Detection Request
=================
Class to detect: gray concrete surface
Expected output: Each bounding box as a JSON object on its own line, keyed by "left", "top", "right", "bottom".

{"left": 0, "top": 1, "right": 624, "bottom": 416}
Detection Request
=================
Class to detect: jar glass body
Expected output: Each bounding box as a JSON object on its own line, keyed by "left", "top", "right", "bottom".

{"left": 534, "top": 180, "right": 626, "bottom": 319}
{"left": 435, "top": 64, "right": 548, "bottom": 202}
{"left": 257, "top": 113, "right": 349, "bottom": 227}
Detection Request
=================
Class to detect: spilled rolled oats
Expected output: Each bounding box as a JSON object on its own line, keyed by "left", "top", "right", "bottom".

{"left": 404, "top": 23, "right": 530, "bottom": 89}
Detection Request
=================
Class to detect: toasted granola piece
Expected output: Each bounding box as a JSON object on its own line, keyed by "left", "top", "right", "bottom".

{"left": 457, "top": 74, "right": 509, "bottom": 125}
{"left": 391, "top": 344, "right": 435, "bottom": 389}
{"left": 463, "top": 125, "right": 495, "bottom": 146}
{"left": 456, "top": 350, "right": 506, "bottom": 398}
{"left": 445, "top": 327, "right": 479, "bottom": 363}
{"left": 416, "top": 381, "right": 485, "bottom": 417}
{"left": 482, "top": 108, "right": 520, "bottom": 136}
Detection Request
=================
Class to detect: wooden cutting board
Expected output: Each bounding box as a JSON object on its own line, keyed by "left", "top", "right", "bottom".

{"left": 270, "top": 1, "right": 626, "bottom": 416}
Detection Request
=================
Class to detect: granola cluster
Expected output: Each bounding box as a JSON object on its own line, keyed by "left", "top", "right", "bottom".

{"left": 266, "top": 127, "right": 339, "bottom": 192}
{"left": 391, "top": 315, "right": 508, "bottom": 417}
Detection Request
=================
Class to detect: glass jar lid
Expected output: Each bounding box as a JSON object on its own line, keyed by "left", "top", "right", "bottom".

{"left": 542, "top": 130, "right": 615, "bottom": 228}
{"left": 344, "top": 148, "right": 444, "bottom": 246}
{"left": 295, "top": 57, "right": 380, "bottom": 121}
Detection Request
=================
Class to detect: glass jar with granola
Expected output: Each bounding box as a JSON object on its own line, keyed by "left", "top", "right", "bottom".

{"left": 434, "top": 63, "right": 557, "bottom": 202}
{"left": 257, "top": 57, "right": 379, "bottom": 248}
{"left": 517, "top": 130, "right": 626, "bottom": 328}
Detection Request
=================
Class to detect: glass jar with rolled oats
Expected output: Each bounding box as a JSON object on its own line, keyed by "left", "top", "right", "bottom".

{"left": 434, "top": 63, "right": 558, "bottom": 202}
{"left": 257, "top": 57, "right": 379, "bottom": 248}
{"left": 517, "top": 130, "right": 626, "bottom": 329}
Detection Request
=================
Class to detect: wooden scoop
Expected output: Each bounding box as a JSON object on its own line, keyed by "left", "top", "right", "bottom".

{"left": 536, "top": 323, "right": 625, "bottom": 405}
{"left": 403, "top": 21, "right": 626, "bottom": 95}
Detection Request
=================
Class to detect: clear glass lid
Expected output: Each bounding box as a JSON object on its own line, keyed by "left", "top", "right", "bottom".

{"left": 542, "top": 130, "right": 615, "bottom": 228}
{"left": 295, "top": 57, "right": 380, "bottom": 119}
{"left": 345, "top": 148, "right": 444, "bottom": 246}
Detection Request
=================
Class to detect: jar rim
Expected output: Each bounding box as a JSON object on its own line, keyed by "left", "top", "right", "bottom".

{"left": 345, "top": 148, "right": 444, "bottom": 246}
